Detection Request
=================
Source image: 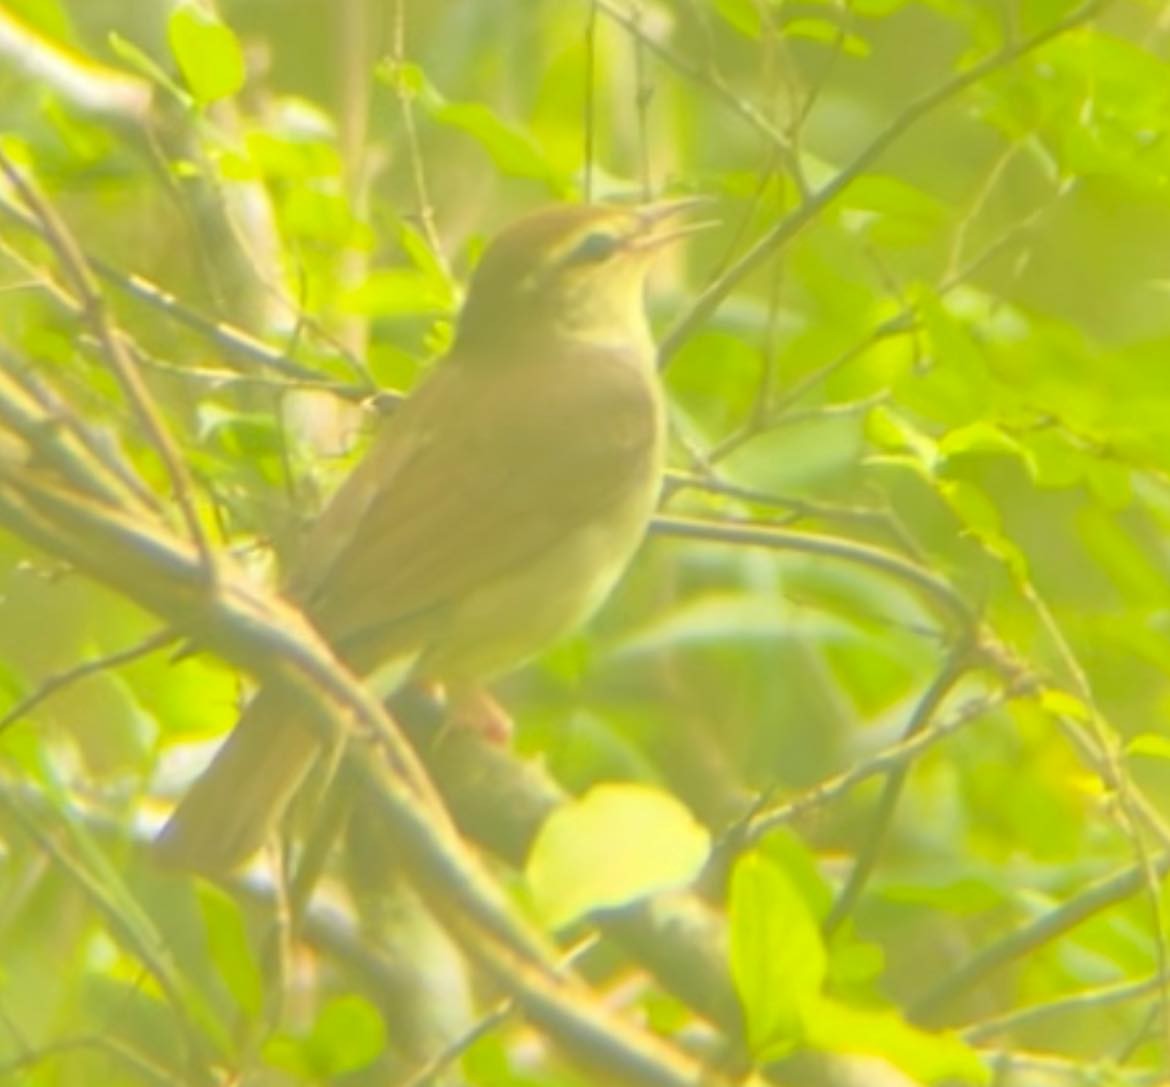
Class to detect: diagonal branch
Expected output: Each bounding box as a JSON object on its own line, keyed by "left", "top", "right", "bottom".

{"left": 0, "top": 151, "right": 215, "bottom": 571}
{"left": 0, "top": 386, "right": 764, "bottom": 1087}
{"left": 650, "top": 512, "right": 978, "bottom": 633}
{"left": 657, "top": 0, "right": 1107, "bottom": 365}
{"left": 0, "top": 627, "right": 177, "bottom": 734}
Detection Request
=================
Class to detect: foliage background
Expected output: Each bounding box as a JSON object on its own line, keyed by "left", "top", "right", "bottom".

{"left": 1, "top": 0, "right": 1169, "bottom": 1084}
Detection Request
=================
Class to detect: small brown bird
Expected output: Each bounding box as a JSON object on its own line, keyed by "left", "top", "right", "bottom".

{"left": 155, "top": 200, "right": 701, "bottom": 873}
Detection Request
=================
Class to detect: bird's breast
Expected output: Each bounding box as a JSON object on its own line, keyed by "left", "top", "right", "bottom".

{"left": 417, "top": 476, "right": 660, "bottom": 686}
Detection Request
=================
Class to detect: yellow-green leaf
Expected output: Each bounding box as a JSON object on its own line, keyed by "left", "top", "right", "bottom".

{"left": 167, "top": 1, "right": 245, "bottom": 103}
{"left": 196, "top": 885, "right": 263, "bottom": 1017}
{"left": 728, "top": 852, "right": 827, "bottom": 1058}
{"left": 805, "top": 997, "right": 988, "bottom": 1084}
{"left": 526, "top": 783, "right": 711, "bottom": 928}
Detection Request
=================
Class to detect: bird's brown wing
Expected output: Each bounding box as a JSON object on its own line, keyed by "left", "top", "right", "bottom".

{"left": 156, "top": 343, "right": 661, "bottom": 875}
{"left": 291, "top": 341, "right": 662, "bottom": 662}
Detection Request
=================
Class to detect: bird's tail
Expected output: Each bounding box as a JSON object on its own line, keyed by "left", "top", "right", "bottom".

{"left": 153, "top": 689, "right": 321, "bottom": 875}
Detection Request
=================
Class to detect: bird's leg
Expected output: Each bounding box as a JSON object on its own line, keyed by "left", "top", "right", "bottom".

{"left": 424, "top": 681, "right": 514, "bottom": 744}
{"left": 450, "top": 685, "right": 514, "bottom": 743}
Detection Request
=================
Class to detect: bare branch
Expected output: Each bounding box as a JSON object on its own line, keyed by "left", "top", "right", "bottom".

{"left": 0, "top": 627, "right": 177, "bottom": 734}
{"left": 911, "top": 853, "right": 1170, "bottom": 1023}
{"left": 0, "top": 152, "right": 215, "bottom": 571}
{"left": 650, "top": 512, "right": 977, "bottom": 632}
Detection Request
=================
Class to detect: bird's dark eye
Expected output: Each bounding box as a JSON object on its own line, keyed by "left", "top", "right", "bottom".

{"left": 568, "top": 230, "right": 621, "bottom": 264}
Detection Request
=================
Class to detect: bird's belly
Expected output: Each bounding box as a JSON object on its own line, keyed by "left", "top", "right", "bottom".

{"left": 419, "top": 487, "right": 655, "bottom": 684}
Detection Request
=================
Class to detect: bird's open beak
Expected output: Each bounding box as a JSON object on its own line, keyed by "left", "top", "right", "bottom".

{"left": 631, "top": 196, "right": 718, "bottom": 251}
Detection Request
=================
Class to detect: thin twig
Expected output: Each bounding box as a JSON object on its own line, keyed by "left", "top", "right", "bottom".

{"left": 0, "top": 1034, "right": 177, "bottom": 1086}
{"left": 401, "top": 934, "right": 601, "bottom": 1087}
{"left": 0, "top": 151, "right": 216, "bottom": 573}
{"left": 910, "top": 850, "right": 1170, "bottom": 1022}
{"left": 650, "top": 512, "right": 977, "bottom": 631}
{"left": 823, "top": 648, "right": 976, "bottom": 936}
{"left": 664, "top": 467, "right": 901, "bottom": 534}
{"left": 0, "top": 791, "right": 209, "bottom": 1073}
{"left": 595, "top": 0, "right": 798, "bottom": 170}
{"left": 706, "top": 175, "right": 1072, "bottom": 466}
{"left": 961, "top": 972, "right": 1162, "bottom": 1043}
{"left": 737, "top": 681, "right": 1031, "bottom": 849}
{"left": 1018, "top": 578, "right": 1170, "bottom": 1060}
{"left": 126, "top": 344, "right": 389, "bottom": 403}
{"left": 0, "top": 627, "right": 177, "bottom": 734}
{"left": 657, "top": 0, "right": 1108, "bottom": 365}
{"left": 0, "top": 356, "right": 159, "bottom": 512}
{"left": 0, "top": 190, "right": 348, "bottom": 385}
{"left": 391, "top": 0, "right": 449, "bottom": 276}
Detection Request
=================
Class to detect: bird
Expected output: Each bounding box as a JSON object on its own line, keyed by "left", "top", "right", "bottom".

{"left": 153, "top": 199, "right": 703, "bottom": 874}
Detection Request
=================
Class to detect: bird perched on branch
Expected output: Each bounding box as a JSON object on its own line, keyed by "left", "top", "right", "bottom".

{"left": 154, "top": 199, "right": 705, "bottom": 874}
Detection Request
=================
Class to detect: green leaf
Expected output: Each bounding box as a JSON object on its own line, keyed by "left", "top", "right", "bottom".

{"left": 398, "top": 218, "right": 453, "bottom": 290}
{"left": 167, "top": 1, "right": 245, "bottom": 103}
{"left": 666, "top": 329, "right": 763, "bottom": 440}
{"left": 728, "top": 852, "right": 827, "bottom": 1058}
{"left": 939, "top": 478, "right": 1029, "bottom": 580}
{"left": 306, "top": 995, "right": 387, "bottom": 1076}
{"left": 1084, "top": 457, "right": 1132, "bottom": 511}
{"left": 196, "top": 404, "right": 284, "bottom": 458}
{"left": 5, "top": 0, "right": 75, "bottom": 40}
{"left": 841, "top": 175, "right": 949, "bottom": 247}
{"left": 1038, "top": 688, "right": 1093, "bottom": 723}
{"left": 281, "top": 181, "right": 357, "bottom": 244}
{"left": 108, "top": 30, "right": 191, "bottom": 103}
{"left": 711, "top": 0, "right": 763, "bottom": 38}
{"left": 866, "top": 405, "right": 939, "bottom": 472}
{"left": 1075, "top": 503, "right": 1167, "bottom": 606}
{"left": 757, "top": 828, "right": 834, "bottom": 921}
{"left": 433, "top": 100, "right": 563, "bottom": 187}
{"left": 1128, "top": 733, "right": 1170, "bottom": 761}
{"left": 827, "top": 931, "right": 886, "bottom": 990}
{"left": 196, "top": 885, "right": 263, "bottom": 1017}
{"left": 132, "top": 653, "right": 237, "bottom": 740}
{"left": 264, "top": 995, "right": 386, "bottom": 1078}
{"left": 912, "top": 290, "right": 990, "bottom": 423}
{"left": 1023, "top": 428, "right": 1087, "bottom": 488}
{"left": 339, "top": 267, "right": 454, "bottom": 319}
{"left": 385, "top": 63, "right": 569, "bottom": 193}
{"left": 881, "top": 873, "right": 1006, "bottom": 916}
{"left": 784, "top": 18, "right": 871, "bottom": 57}
{"left": 805, "top": 997, "right": 988, "bottom": 1084}
{"left": 526, "top": 783, "right": 711, "bottom": 928}
{"left": 939, "top": 422, "right": 1026, "bottom": 462}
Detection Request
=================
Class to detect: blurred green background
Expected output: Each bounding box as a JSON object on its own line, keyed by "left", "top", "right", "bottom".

{"left": 2, "top": 1, "right": 1170, "bottom": 1084}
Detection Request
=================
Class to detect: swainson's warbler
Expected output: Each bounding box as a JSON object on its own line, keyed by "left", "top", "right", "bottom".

{"left": 155, "top": 200, "right": 704, "bottom": 873}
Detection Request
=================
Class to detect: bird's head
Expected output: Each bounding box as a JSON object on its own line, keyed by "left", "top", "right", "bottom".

{"left": 454, "top": 199, "right": 707, "bottom": 353}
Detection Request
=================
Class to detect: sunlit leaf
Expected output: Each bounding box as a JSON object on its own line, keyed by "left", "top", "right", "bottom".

{"left": 264, "top": 995, "right": 386, "bottom": 1078}
{"left": 728, "top": 852, "right": 826, "bottom": 1058}
{"left": 196, "top": 885, "right": 262, "bottom": 1017}
{"left": 167, "top": 1, "right": 245, "bottom": 103}
{"left": 805, "top": 998, "right": 988, "bottom": 1084}
{"left": 1128, "top": 733, "right": 1170, "bottom": 761}
{"left": 527, "top": 783, "right": 711, "bottom": 928}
